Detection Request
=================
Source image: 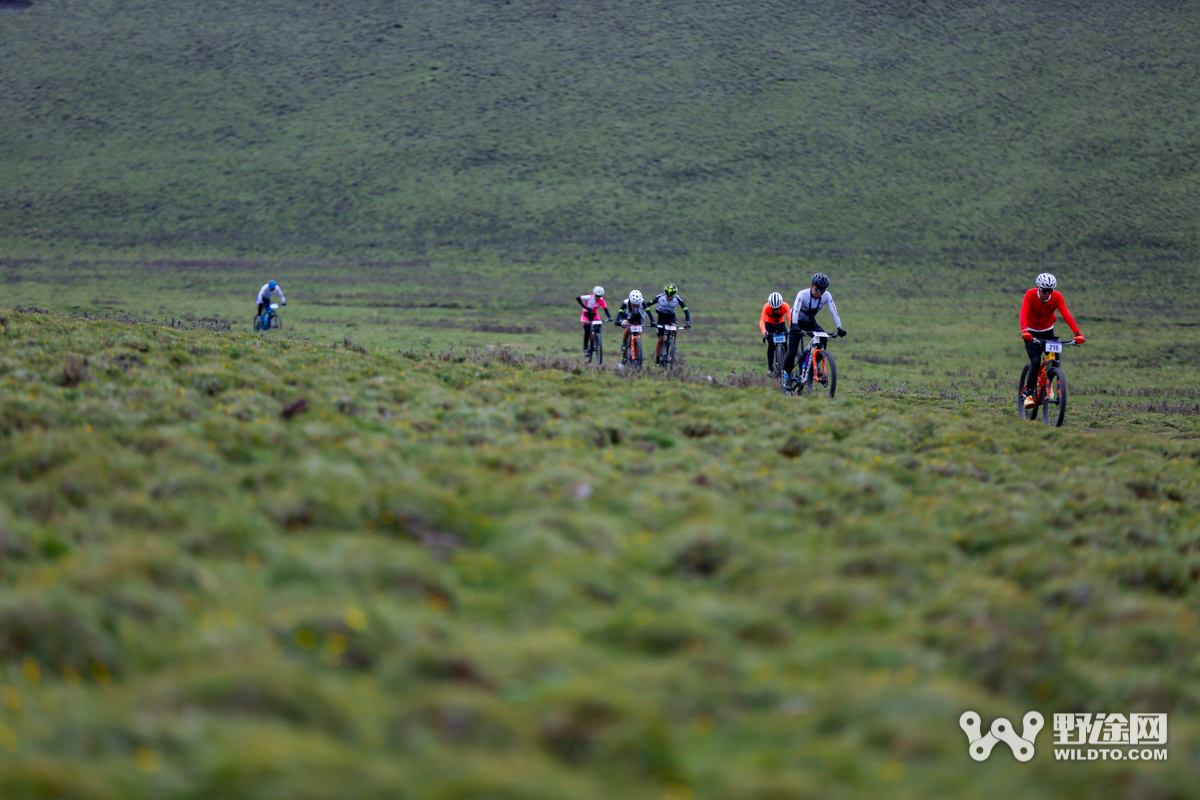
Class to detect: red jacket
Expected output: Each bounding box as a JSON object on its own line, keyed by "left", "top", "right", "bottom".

{"left": 1020, "top": 288, "right": 1079, "bottom": 335}
{"left": 759, "top": 302, "right": 790, "bottom": 334}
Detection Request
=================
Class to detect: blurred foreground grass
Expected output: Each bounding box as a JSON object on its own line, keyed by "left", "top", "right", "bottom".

{"left": 1, "top": 309, "right": 1198, "bottom": 798}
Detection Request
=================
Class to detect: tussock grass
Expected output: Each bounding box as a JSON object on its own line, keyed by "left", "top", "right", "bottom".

{"left": 1, "top": 310, "right": 1198, "bottom": 797}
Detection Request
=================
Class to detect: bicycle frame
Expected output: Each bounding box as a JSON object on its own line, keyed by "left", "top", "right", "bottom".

{"left": 1021, "top": 337, "right": 1079, "bottom": 425}
{"left": 770, "top": 331, "right": 787, "bottom": 374}
{"left": 257, "top": 302, "right": 281, "bottom": 332}
{"left": 585, "top": 319, "right": 605, "bottom": 363}
{"left": 1030, "top": 337, "right": 1075, "bottom": 399}
{"left": 623, "top": 321, "right": 645, "bottom": 367}
{"left": 659, "top": 323, "right": 683, "bottom": 369}
{"left": 798, "top": 331, "right": 830, "bottom": 381}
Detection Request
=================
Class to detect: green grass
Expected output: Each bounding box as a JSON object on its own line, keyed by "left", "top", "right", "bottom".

{"left": 1, "top": 309, "right": 1199, "bottom": 798}
{"left": 3, "top": 0, "right": 1200, "bottom": 257}
{"left": 5, "top": 0, "right": 1200, "bottom": 795}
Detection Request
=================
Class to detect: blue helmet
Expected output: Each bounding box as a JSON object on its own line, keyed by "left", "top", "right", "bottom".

{"left": 268, "top": 280, "right": 277, "bottom": 290}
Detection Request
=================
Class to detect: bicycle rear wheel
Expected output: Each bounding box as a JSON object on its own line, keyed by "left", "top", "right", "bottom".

{"left": 1042, "top": 367, "right": 1067, "bottom": 427}
{"left": 814, "top": 350, "right": 837, "bottom": 398}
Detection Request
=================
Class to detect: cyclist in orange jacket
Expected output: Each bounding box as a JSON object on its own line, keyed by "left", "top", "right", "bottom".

{"left": 1021, "top": 272, "right": 1085, "bottom": 409}
{"left": 759, "top": 292, "right": 790, "bottom": 376}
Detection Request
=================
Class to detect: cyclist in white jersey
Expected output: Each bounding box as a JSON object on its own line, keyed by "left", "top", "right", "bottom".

{"left": 256, "top": 280, "right": 286, "bottom": 317}
{"left": 781, "top": 272, "right": 846, "bottom": 385}
{"left": 651, "top": 283, "right": 691, "bottom": 364}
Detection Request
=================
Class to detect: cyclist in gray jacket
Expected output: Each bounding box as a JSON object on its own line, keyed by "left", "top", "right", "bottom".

{"left": 781, "top": 272, "right": 846, "bottom": 386}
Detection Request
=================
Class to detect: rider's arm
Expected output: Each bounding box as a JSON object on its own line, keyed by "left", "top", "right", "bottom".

{"left": 824, "top": 293, "right": 842, "bottom": 330}
{"left": 678, "top": 297, "right": 690, "bottom": 324}
{"left": 791, "top": 290, "right": 807, "bottom": 324}
{"left": 645, "top": 307, "right": 656, "bottom": 325}
{"left": 1018, "top": 289, "right": 1035, "bottom": 334}
{"left": 759, "top": 304, "right": 770, "bottom": 335}
{"left": 1053, "top": 293, "right": 1081, "bottom": 335}
{"left": 576, "top": 296, "right": 586, "bottom": 308}
{"left": 277, "top": 288, "right": 286, "bottom": 304}
{"left": 780, "top": 302, "right": 791, "bottom": 329}
{"left": 600, "top": 298, "right": 613, "bottom": 319}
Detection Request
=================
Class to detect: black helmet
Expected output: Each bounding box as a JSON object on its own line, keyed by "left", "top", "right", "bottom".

{"left": 810, "top": 273, "right": 830, "bottom": 290}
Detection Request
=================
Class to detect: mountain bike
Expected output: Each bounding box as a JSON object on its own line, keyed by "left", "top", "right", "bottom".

{"left": 657, "top": 323, "right": 689, "bottom": 371}
{"left": 782, "top": 330, "right": 836, "bottom": 398}
{"left": 584, "top": 318, "right": 607, "bottom": 364}
{"left": 254, "top": 303, "right": 283, "bottom": 332}
{"left": 1018, "top": 337, "right": 1079, "bottom": 427}
{"left": 768, "top": 331, "right": 788, "bottom": 377}
{"left": 621, "top": 321, "right": 645, "bottom": 369}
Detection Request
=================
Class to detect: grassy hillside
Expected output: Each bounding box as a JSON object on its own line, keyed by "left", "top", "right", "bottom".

{"left": 5, "top": 0, "right": 1200, "bottom": 795}
{"left": 0, "top": 309, "right": 1198, "bottom": 798}
{"left": 3, "top": 0, "right": 1200, "bottom": 256}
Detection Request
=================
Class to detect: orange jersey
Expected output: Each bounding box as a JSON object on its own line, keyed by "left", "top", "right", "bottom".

{"left": 759, "top": 302, "right": 790, "bottom": 333}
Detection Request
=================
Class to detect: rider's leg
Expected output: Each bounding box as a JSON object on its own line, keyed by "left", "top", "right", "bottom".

{"left": 782, "top": 330, "right": 804, "bottom": 375}
{"left": 655, "top": 330, "right": 664, "bottom": 363}
{"left": 1024, "top": 330, "right": 1051, "bottom": 396}
{"left": 583, "top": 323, "right": 591, "bottom": 353}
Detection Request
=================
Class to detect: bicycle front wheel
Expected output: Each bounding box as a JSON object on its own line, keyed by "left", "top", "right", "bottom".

{"left": 1042, "top": 367, "right": 1067, "bottom": 427}
{"left": 273, "top": 313, "right": 282, "bottom": 330}
{"left": 814, "top": 350, "right": 837, "bottom": 398}
{"left": 253, "top": 314, "right": 263, "bottom": 332}
{"left": 662, "top": 335, "right": 676, "bottom": 371}
{"left": 631, "top": 336, "right": 642, "bottom": 369}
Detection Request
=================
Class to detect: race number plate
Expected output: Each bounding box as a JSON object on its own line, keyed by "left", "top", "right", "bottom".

{"left": 269, "top": 303, "right": 279, "bottom": 309}
{"left": 664, "top": 324, "right": 677, "bottom": 331}
{"left": 591, "top": 319, "right": 604, "bottom": 325}
{"left": 1044, "top": 341, "right": 1063, "bottom": 353}
{"left": 773, "top": 334, "right": 787, "bottom": 344}
{"left": 629, "top": 325, "right": 643, "bottom": 333}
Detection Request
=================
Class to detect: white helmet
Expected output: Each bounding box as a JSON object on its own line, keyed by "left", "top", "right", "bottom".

{"left": 628, "top": 290, "right": 643, "bottom": 304}
{"left": 593, "top": 286, "right": 605, "bottom": 297}
{"left": 768, "top": 292, "right": 783, "bottom": 309}
{"left": 1035, "top": 273, "right": 1057, "bottom": 291}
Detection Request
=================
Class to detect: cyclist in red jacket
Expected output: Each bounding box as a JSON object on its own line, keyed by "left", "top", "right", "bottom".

{"left": 1020, "top": 273, "right": 1085, "bottom": 409}
{"left": 759, "top": 292, "right": 790, "bottom": 376}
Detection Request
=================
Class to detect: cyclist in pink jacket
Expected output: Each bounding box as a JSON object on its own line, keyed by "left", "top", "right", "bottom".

{"left": 576, "top": 286, "right": 613, "bottom": 355}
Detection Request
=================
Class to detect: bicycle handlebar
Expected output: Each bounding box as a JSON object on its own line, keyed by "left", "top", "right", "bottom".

{"left": 1030, "top": 337, "right": 1081, "bottom": 346}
